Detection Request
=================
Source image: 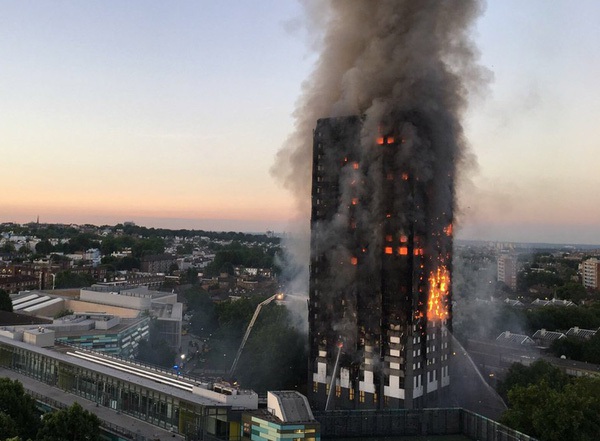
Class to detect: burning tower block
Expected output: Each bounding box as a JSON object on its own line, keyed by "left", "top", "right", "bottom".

{"left": 308, "top": 115, "right": 452, "bottom": 410}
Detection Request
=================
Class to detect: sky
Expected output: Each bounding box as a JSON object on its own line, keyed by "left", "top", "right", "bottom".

{"left": 1, "top": 1, "right": 599, "bottom": 244}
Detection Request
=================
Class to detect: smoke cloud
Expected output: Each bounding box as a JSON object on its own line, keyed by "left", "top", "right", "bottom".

{"left": 272, "top": 1, "right": 489, "bottom": 315}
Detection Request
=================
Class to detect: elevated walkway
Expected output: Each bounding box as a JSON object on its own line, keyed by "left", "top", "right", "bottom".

{"left": 0, "top": 367, "right": 183, "bottom": 441}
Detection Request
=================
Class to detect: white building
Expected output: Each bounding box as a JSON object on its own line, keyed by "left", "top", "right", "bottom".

{"left": 582, "top": 258, "right": 600, "bottom": 290}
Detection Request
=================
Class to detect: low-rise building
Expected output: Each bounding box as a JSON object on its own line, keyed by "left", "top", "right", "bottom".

{"left": 242, "top": 391, "right": 320, "bottom": 441}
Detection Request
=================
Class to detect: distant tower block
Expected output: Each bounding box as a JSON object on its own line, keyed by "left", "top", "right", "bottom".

{"left": 308, "top": 116, "right": 452, "bottom": 410}
{"left": 497, "top": 254, "right": 518, "bottom": 291}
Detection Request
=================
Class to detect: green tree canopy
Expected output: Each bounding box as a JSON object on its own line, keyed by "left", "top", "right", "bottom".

{"left": 497, "top": 360, "right": 569, "bottom": 401}
{"left": 0, "top": 377, "right": 40, "bottom": 440}
{"left": 35, "top": 239, "right": 54, "bottom": 255}
{"left": 235, "top": 304, "right": 307, "bottom": 392}
{"left": 501, "top": 377, "right": 600, "bottom": 441}
{"left": 0, "top": 289, "right": 13, "bottom": 312}
{"left": 136, "top": 320, "right": 176, "bottom": 368}
{"left": 555, "top": 282, "right": 587, "bottom": 303}
{"left": 54, "top": 271, "right": 95, "bottom": 289}
{"left": 37, "top": 402, "right": 101, "bottom": 441}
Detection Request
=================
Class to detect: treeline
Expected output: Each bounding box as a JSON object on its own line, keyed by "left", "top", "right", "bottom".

{"left": 0, "top": 222, "right": 280, "bottom": 246}
{"left": 115, "top": 223, "right": 279, "bottom": 244}
{"left": 456, "top": 303, "right": 600, "bottom": 343}
{"left": 203, "top": 241, "right": 279, "bottom": 276}
{"left": 184, "top": 287, "right": 306, "bottom": 392}
{"left": 499, "top": 360, "right": 600, "bottom": 441}
{"left": 34, "top": 235, "right": 166, "bottom": 258}
{"left": 0, "top": 377, "right": 100, "bottom": 441}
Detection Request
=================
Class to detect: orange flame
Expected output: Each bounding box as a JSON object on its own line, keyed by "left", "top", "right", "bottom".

{"left": 427, "top": 266, "right": 450, "bottom": 321}
{"left": 444, "top": 223, "right": 453, "bottom": 236}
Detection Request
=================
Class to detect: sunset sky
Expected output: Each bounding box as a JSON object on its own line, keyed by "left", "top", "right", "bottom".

{"left": 1, "top": 1, "right": 599, "bottom": 244}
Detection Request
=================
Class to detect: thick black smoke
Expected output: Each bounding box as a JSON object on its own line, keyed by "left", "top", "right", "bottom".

{"left": 272, "top": 0, "right": 489, "bottom": 314}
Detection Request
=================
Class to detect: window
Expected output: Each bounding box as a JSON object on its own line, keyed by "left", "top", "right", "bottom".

{"left": 313, "top": 382, "right": 318, "bottom": 393}
{"left": 243, "top": 422, "right": 251, "bottom": 437}
{"left": 359, "top": 391, "right": 365, "bottom": 403}
{"left": 336, "top": 385, "right": 341, "bottom": 397}
{"left": 349, "top": 388, "right": 355, "bottom": 400}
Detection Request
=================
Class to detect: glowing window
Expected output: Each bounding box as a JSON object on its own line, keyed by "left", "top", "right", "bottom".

{"left": 398, "top": 247, "right": 408, "bottom": 255}
{"left": 352, "top": 198, "right": 358, "bottom": 205}
{"left": 400, "top": 235, "right": 408, "bottom": 243}
{"left": 350, "top": 257, "right": 358, "bottom": 265}
{"left": 376, "top": 137, "right": 385, "bottom": 145}
{"left": 387, "top": 137, "right": 394, "bottom": 144}
{"left": 353, "top": 162, "right": 359, "bottom": 170}
{"left": 385, "top": 235, "right": 393, "bottom": 242}
{"left": 385, "top": 247, "right": 393, "bottom": 255}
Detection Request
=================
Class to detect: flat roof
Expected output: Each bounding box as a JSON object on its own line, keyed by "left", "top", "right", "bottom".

{"left": 0, "top": 334, "right": 235, "bottom": 408}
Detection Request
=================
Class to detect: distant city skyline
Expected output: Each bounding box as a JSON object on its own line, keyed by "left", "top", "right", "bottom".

{"left": 2, "top": 1, "right": 600, "bottom": 244}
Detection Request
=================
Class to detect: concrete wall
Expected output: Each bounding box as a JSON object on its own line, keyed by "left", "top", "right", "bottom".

{"left": 23, "top": 329, "right": 55, "bottom": 347}
{"left": 80, "top": 289, "right": 151, "bottom": 310}
{"left": 65, "top": 300, "right": 140, "bottom": 318}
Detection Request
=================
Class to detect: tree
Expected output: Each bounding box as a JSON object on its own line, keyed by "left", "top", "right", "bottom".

{"left": 54, "top": 271, "right": 95, "bottom": 289}
{"left": 0, "top": 412, "right": 19, "bottom": 440}
{"left": 235, "top": 304, "right": 307, "bottom": 392}
{"left": 136, "top": 320, "right": 176, "bottom": 368}
{"left": 37, "top": 402, "right": 100, "bottom": 441}
{"left": 555, "top": 282, "right": 587, "bottom": 303}
{"left": 497, "top": 360, "right": 568, "bottom": 402}
{"left": 186, "top": 287, "right": 217, "bottom": 337}
{"left": 0, "top": 377, "right": 40, "bottom": 440}
{"left": 131, "top": 237, "right": 165, "bottom": 259}
{"left": 0, "top": 242, "right": 15, "bottom": 253}
{"left": 501, "top": 377, "right": 600, "bottom": 441}
{"left": 35, "top": 239, "right": 54, "bottom": 255}
{"left": 0, "top": 289, "right": 13, "bottom": 312}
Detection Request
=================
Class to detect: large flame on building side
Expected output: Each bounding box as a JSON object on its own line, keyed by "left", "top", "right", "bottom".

{"left": 427, "top": 265, "right": 450, "bottom": 321}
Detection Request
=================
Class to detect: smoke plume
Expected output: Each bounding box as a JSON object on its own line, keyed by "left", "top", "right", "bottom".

{"left": 272, "top": 1, "right": 489, "bottom": 308}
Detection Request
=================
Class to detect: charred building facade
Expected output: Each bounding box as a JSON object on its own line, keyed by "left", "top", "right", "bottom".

{"left": 308, "top": 116, "right": 453, "bottom": 410}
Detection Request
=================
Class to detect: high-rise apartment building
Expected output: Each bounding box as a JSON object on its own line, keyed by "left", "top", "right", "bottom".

{"left": 308, "top": 116, "right": 452, "bottom": 411}
{"left": 582, "top": 258, "right": 600, "bottom": 290}
{"left": 497, "top": 254, "right": 518, "bottom": 291}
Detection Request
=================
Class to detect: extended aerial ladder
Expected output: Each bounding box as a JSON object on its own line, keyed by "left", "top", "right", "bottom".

{"left": 228, "top": 293, "right": 284, "bottom": 377}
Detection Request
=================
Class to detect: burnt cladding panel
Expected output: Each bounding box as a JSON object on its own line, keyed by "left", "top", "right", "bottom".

{"left": 309, "top": 116, "right": 363, "bottom": 409}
